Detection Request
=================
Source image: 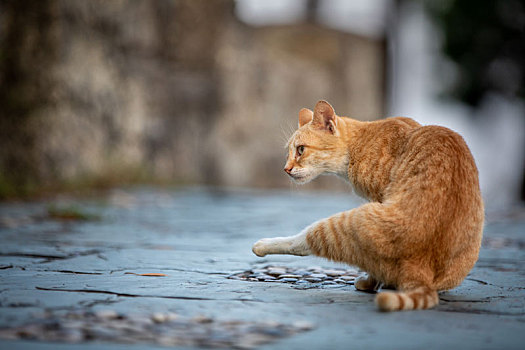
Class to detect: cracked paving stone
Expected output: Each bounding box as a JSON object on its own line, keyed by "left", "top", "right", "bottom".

{"left": 1, "top": 188, "right": 524, "bottom": 349}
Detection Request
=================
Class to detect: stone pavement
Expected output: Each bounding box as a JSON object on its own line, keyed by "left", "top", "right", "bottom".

{"left": 0, "top": 187, "right": 524, "bottom": 349}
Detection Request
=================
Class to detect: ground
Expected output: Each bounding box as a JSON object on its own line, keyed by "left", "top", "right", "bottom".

{"left": 0, "top": 187, "right": 524, "bottom": 349}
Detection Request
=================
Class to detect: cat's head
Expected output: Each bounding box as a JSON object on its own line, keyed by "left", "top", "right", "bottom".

{"left": 284, "top": 100, "right": 348, "bottom": 184}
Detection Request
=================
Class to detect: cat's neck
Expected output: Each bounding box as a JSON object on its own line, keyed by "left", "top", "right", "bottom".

{"left": 339, "top": 117, "right": 407, "bottom": 202}
{"left": 339, "top": 116, "right": 368, "bottom": 161}
{"left": 338, "top": 117, "right": 367, "bottom": 185}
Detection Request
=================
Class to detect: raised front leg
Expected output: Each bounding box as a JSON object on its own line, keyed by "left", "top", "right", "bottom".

{"left": 252, "top": 230, "right": 312, "bottom": 257}
{"left": 253, "top": 204, "right": 402, "bottom": 271}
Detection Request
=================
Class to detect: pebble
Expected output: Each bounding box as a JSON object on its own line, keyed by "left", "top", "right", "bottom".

{"left": 95, "top": 310, "right": 119, "bottom": 320}
{"left": 292, "top": 321, "right": 315, "bottom": 331}
{"left": 257, "top": 274, "right": 275, "bottom": 281}
{"left": 292, "top": 269, "right": 310, "bottom": 276}
{"left": 152, "top": 313, "right": 167, "bottom": 323}
{"left": 192, "top": 315, "right": 213, "bottom": 324}
{"left": 322, "top": 281, "right": 337, "bottom": 285}
{"left": 309, "top": 273, "right": 327, "bottom": 279}
{"left": 278, "top": 274, "right": 302, "bottom": 279}
{"left": 151, "top": 312, "right": 178, "bottom": 323}
{"left": 324, "top": 269, "right": 345, "bottom": 277}
{"left": 340, "top": 276, "right": 355, "bottom": 281}
{"left": 304, "top": 277, "right": 322, "bottom": 283}
{"left": 333, "top": 279, "right": 346, "bottom": 284}
{"left": 280, "top": 278, "right": 298, "bottom": 283}
{"left": 267, "top": 268, "right": 287, "bottom": 276}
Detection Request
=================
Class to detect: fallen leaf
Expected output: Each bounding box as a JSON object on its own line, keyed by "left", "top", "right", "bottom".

{"left": 125, "top": 272, "right": 167, "bottom": 277}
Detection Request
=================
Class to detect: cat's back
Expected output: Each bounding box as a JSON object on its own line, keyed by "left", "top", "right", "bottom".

{"left": 390, "top": 124, "right": 484, "bottom": 232}
{"left": 402, "top": 125, "right": 479, "bottom": 185}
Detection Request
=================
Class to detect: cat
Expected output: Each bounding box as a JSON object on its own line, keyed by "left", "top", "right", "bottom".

{"left": 252, "top": 100, "right": 484, "bottom": 311}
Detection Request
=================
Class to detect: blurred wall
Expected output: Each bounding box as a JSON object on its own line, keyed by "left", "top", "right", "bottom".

{"left": 388, "top": 0, "right": 525, "bottom": 207}
{"left": 0, "top": 0, "right": 385, "bottom": 197}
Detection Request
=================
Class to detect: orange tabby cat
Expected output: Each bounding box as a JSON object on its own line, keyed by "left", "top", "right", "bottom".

{"left": 252, "top": 100, "right": 484, "bottom": 311}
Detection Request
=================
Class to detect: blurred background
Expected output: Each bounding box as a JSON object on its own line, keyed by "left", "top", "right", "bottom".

{"left": 0, "top": 0, "right": 523, "bottom": 209}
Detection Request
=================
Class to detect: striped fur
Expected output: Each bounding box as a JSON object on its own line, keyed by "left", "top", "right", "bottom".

{"left": 253, "top": 100, "right": 484, "bottom": 312}
{"left": 376, "top": 287, "right": 439, "bottom": 311}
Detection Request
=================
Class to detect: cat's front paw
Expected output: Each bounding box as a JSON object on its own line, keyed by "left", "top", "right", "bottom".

{"left": 355, "top": 275, "right": 383, "bottom": 293}
{"left": 252, "top": 238, "right": 272, "bottom": 257}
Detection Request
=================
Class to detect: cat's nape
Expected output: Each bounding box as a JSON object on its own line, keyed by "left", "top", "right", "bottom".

{"left": 252, "top": 100, "right": 484, "bottom": 312}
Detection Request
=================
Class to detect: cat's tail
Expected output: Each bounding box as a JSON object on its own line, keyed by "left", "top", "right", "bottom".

{"left": 375, "top": 287, "right": 439, "bottom": 311}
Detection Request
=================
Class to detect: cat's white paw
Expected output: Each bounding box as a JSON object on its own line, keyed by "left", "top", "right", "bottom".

{"left": 252, "top": 238, "right": 272, "bottom": 257}
{"left": 252, "top": 234, "right": 311, "bottom": 257}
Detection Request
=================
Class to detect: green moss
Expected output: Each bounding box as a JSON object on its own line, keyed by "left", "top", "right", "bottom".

{"left": 46, "top": 205, "right": 101, "bottom": 221}
{"left": 0, "top": 172, "right": 39, "bottom": 200}
{"left": 0, "top": 174, "right": 16, "bottom": 199}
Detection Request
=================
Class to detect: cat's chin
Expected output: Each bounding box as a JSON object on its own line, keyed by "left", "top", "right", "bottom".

{"left": 290, "top": 174, "right": 314, "bottom": 184}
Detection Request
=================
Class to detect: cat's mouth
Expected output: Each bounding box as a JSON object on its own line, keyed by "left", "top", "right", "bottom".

{"left": 289, "top": 173, "right": 310, "bottom": 184}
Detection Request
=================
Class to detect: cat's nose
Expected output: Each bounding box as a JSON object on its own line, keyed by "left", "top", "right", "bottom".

{"left": 284, "top": 166, "right": 293, "bottom": 174}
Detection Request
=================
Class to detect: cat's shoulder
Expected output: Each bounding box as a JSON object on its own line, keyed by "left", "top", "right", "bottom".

{"left": 408, "top": 124, "right": 466, "bottom": 144}
{"left": 384, "top": 116, "right": 421, "bottom": 129}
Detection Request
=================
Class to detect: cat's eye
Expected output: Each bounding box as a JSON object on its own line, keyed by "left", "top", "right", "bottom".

{"left": 297, "top": 145, "right": 305, "bottom": 156}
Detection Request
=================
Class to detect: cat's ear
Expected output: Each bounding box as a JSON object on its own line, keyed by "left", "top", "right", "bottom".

{"left": 313, "top": 100, "right": 336, "bottom": 133}
{"left": 298, "top": 108, "right": 313, "bottom": 127}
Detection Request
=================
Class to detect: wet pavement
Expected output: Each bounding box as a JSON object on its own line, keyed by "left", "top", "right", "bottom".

{"left": 0, "top": 187, "right": 524, "bottom": 349}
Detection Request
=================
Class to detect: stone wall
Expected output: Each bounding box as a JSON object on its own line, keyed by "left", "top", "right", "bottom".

{"left": 0, "top": 0, "right": 385, "bottom": 197}
{"left": 213, "top": 21, "right": 385, "bottom": 188}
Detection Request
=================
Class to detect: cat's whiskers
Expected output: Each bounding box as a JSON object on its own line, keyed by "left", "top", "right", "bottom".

{"left": 279, "top": 122, "right": 296, "bottom": 146}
